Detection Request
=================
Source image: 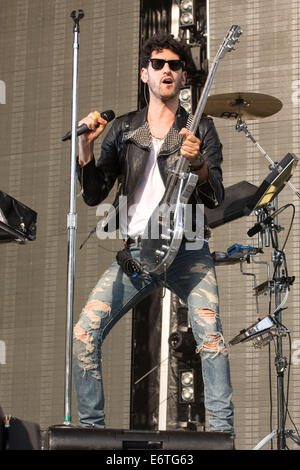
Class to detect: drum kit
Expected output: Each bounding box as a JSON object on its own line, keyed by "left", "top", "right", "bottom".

{"left": 204, "top": 91, "right": 300, "bottom": 450}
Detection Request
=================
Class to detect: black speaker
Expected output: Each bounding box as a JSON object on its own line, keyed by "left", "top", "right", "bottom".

{"left": 0, "top": 190, "right": 37, "bottom": 243}
{"left": 0, "top": 417, "right": 5, "bottom": 450}
{"left": 1, "top": 417, "right": 41, "bottom": 450}
{"left": 205, "top": 181, "right": 258, "bottom": 228}
{"left": 45, "top": 426, "right": 234, "bottom": 450}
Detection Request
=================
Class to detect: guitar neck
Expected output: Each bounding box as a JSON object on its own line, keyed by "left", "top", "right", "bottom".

{"left": 176, "top": 56, "right": 222, "bottom": 175}
{"left": 162, "top": 25, "right": 242, "bottom": 203}
{"left": 189, "top": 58, "right": 221, "bottom": 135}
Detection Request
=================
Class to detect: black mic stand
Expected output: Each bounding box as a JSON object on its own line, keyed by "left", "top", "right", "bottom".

{"left": 252, "top": 203, "right": 300, "bottom": 450}
{"left": 63, "top": 9, "right": 84, "bottom": 426}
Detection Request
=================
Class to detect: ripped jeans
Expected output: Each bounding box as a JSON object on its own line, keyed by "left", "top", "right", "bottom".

{"left": 73, "top": 240, "right": 234, "bottom": 433}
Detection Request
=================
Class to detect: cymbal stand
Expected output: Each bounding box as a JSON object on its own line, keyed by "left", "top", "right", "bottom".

{"left": 63, "top": 9, "right": 84, "bottom": 426}
{"left": 235, "top": 118, "right": 300, "bottom": 199}
{"left": 251, "top": 203, "right": 300, "bottom": 450}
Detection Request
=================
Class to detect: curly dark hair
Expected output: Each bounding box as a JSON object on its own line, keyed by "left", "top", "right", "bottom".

{"left": 140, "top": 32, "right": 189, "bottom": 70}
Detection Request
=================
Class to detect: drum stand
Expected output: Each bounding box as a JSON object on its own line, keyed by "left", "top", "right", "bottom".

{"left": 233, "top": 120, "right": 300, "bottom": 449}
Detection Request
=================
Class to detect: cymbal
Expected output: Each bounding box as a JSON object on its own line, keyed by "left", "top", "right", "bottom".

{"left": 204, "top": 92, "right": 283, "bottom": 120}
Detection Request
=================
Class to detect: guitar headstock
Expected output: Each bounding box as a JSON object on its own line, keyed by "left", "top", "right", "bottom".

{"left": 218, "top": 25, "right": 243, "bottom": 59}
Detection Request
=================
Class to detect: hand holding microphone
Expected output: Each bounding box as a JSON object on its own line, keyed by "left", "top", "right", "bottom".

{"left": 62, "top": 109, "right": 115, "bottom": 166}
{"left": 61, "top": 109, "right": 115, "bottom": 142}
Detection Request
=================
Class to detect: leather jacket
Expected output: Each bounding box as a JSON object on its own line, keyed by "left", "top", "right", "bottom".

{"left": 76, "top": 105, "right": 224, "bottom": 233}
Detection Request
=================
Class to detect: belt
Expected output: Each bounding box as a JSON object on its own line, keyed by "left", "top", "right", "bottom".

{"left": 124, "top": 235, "right": 208, "bottom": 247}
{"left": 124, "top": 236, "right": 142, "bottom": 247}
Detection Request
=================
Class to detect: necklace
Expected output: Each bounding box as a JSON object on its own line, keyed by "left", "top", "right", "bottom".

{"left": 150, "top": 131, "right": 166, "bottom": 141}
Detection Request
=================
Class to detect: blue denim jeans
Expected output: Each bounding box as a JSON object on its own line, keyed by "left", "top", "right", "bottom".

{"left": 73, "top": 241, "right": 234, "bottom": 433}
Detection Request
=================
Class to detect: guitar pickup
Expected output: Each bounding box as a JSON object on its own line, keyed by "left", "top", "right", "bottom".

{"left": 155, "top": 250, "right": 165, "bottom": 257}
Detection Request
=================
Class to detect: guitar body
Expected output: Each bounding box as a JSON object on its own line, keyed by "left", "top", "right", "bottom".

{"left": 140, "top": 172, "right": 199, "bottom": 274}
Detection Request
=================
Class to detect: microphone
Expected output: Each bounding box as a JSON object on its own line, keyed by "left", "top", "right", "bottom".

{"left": 247, "top": 205, "right": 287, "bottom": 237}
{"left": 247, "top": 217, "right": 273, "bottom": 237}
{"left": 61, "top": 110, "right": 115, "bottom": 142}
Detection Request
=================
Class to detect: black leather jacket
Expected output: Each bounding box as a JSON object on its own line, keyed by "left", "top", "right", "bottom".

{"left": 77, "top": 105, "right": 224, "bottom": 233}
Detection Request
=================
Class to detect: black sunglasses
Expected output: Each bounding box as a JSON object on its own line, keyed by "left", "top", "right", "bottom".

{"left": 148, "top": 58, "right": 185, "bottom": 72}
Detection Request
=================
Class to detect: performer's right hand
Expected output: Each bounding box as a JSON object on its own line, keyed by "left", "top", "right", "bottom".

{"left": 78, "top": 111, "right": 108, "bottom": 165}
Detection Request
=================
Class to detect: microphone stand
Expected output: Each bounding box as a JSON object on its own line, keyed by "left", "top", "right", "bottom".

{"left": 63, "top": 9, "right": 84, "bottom": 426}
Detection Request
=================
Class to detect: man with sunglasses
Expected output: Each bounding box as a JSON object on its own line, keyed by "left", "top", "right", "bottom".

{"left": 73, "top": 32, "right": 234, "bottom": 438}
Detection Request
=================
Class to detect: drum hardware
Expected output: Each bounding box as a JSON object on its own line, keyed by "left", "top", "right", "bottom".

{"left": 205, "top": 91, "right": 300, "bottom": 201}
{"left": 204, "top": 92, "right": 283, "bottom": 121}
{"left": 253, "top": 279, "right": 274, "bottom": 297}
{"left": 229, "top": 314, "right": 277, "bottom": 347}
{"left": 202, "top": 100, "right": 299, "bottom": 448}
{"left": 228, "top": 199, "right": 299, "bottom": 450}
{"left": 226, "top": 243, "right": 262, "bottom": 259}
{"left": 239, "top": 253, "right": 261, "bottom": 313}
{"left": 235, "top": 118, "right": 300, "bottom": 201}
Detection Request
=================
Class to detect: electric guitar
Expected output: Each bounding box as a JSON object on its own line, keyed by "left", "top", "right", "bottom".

{"left": 140, "top": 25, "right": 243, "bottom": 275}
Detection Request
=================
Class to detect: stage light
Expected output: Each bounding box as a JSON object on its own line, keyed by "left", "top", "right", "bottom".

{"left": 179, "top": 0, "right": 195, "bottom": 28}
{"left": 181, "top": 370, "right": 194, "bottom": 385}
{"left": 169, "top": 326, "right": 196, "bottom": 359}
{"left": 179, "top": 369, "right": 195, "bottom": 403}
{"left": 179, "top": 86, "right": 193, "bottom": 113}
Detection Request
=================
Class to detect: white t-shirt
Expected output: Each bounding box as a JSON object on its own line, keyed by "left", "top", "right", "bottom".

{"left": 124, "top": 138, "right": 165, "bottom": 238}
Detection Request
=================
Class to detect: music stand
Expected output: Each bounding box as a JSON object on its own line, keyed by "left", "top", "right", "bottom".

{"left": 244, "top": 152, "right": 298, "bottom": 215}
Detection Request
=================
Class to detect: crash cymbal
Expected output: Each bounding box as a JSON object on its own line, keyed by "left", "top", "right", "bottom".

{"left": 204, "top": 92, "right": 283, "bottom": 120}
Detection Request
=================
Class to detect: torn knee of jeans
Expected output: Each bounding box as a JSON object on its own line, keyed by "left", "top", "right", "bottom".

{"left": 73, "top": 325, "right": 101, "bottom": 379}
{"left": 196, "top": 332, "right": 228, "bottom": 358}
{"left": 73, "top": 300, "right": 111, "bottom": 379}
{"left": 73, "top": 324, "right": 95, "bottom": 352}
{"left": 81, "top": 300, "right": 111, "bottom": 330}
{"left": 85, "top": 300, "right": 111, "bottom": 314}
{"left": 195, "top": 308, "right": 216, "bottom": 325}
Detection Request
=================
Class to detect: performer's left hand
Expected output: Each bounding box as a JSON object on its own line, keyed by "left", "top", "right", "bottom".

{"left": 179, "top": 128, "right": 208, "bottom": 184}
{"left": 179, "top": 128, "right": 201, "bottom": 162}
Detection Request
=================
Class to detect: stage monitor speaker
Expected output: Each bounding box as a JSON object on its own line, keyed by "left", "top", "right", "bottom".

{"left": 0, "top": 418, "right": 5, "bottom": 450}
{"left": 1, "top": 417, "right": 41, "bottom": 450}
{"left": 0, "top": 190, "right": 37, "bottom": 243}
{"left": 45, "top": 425, "right": 234, "bottom": 450}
